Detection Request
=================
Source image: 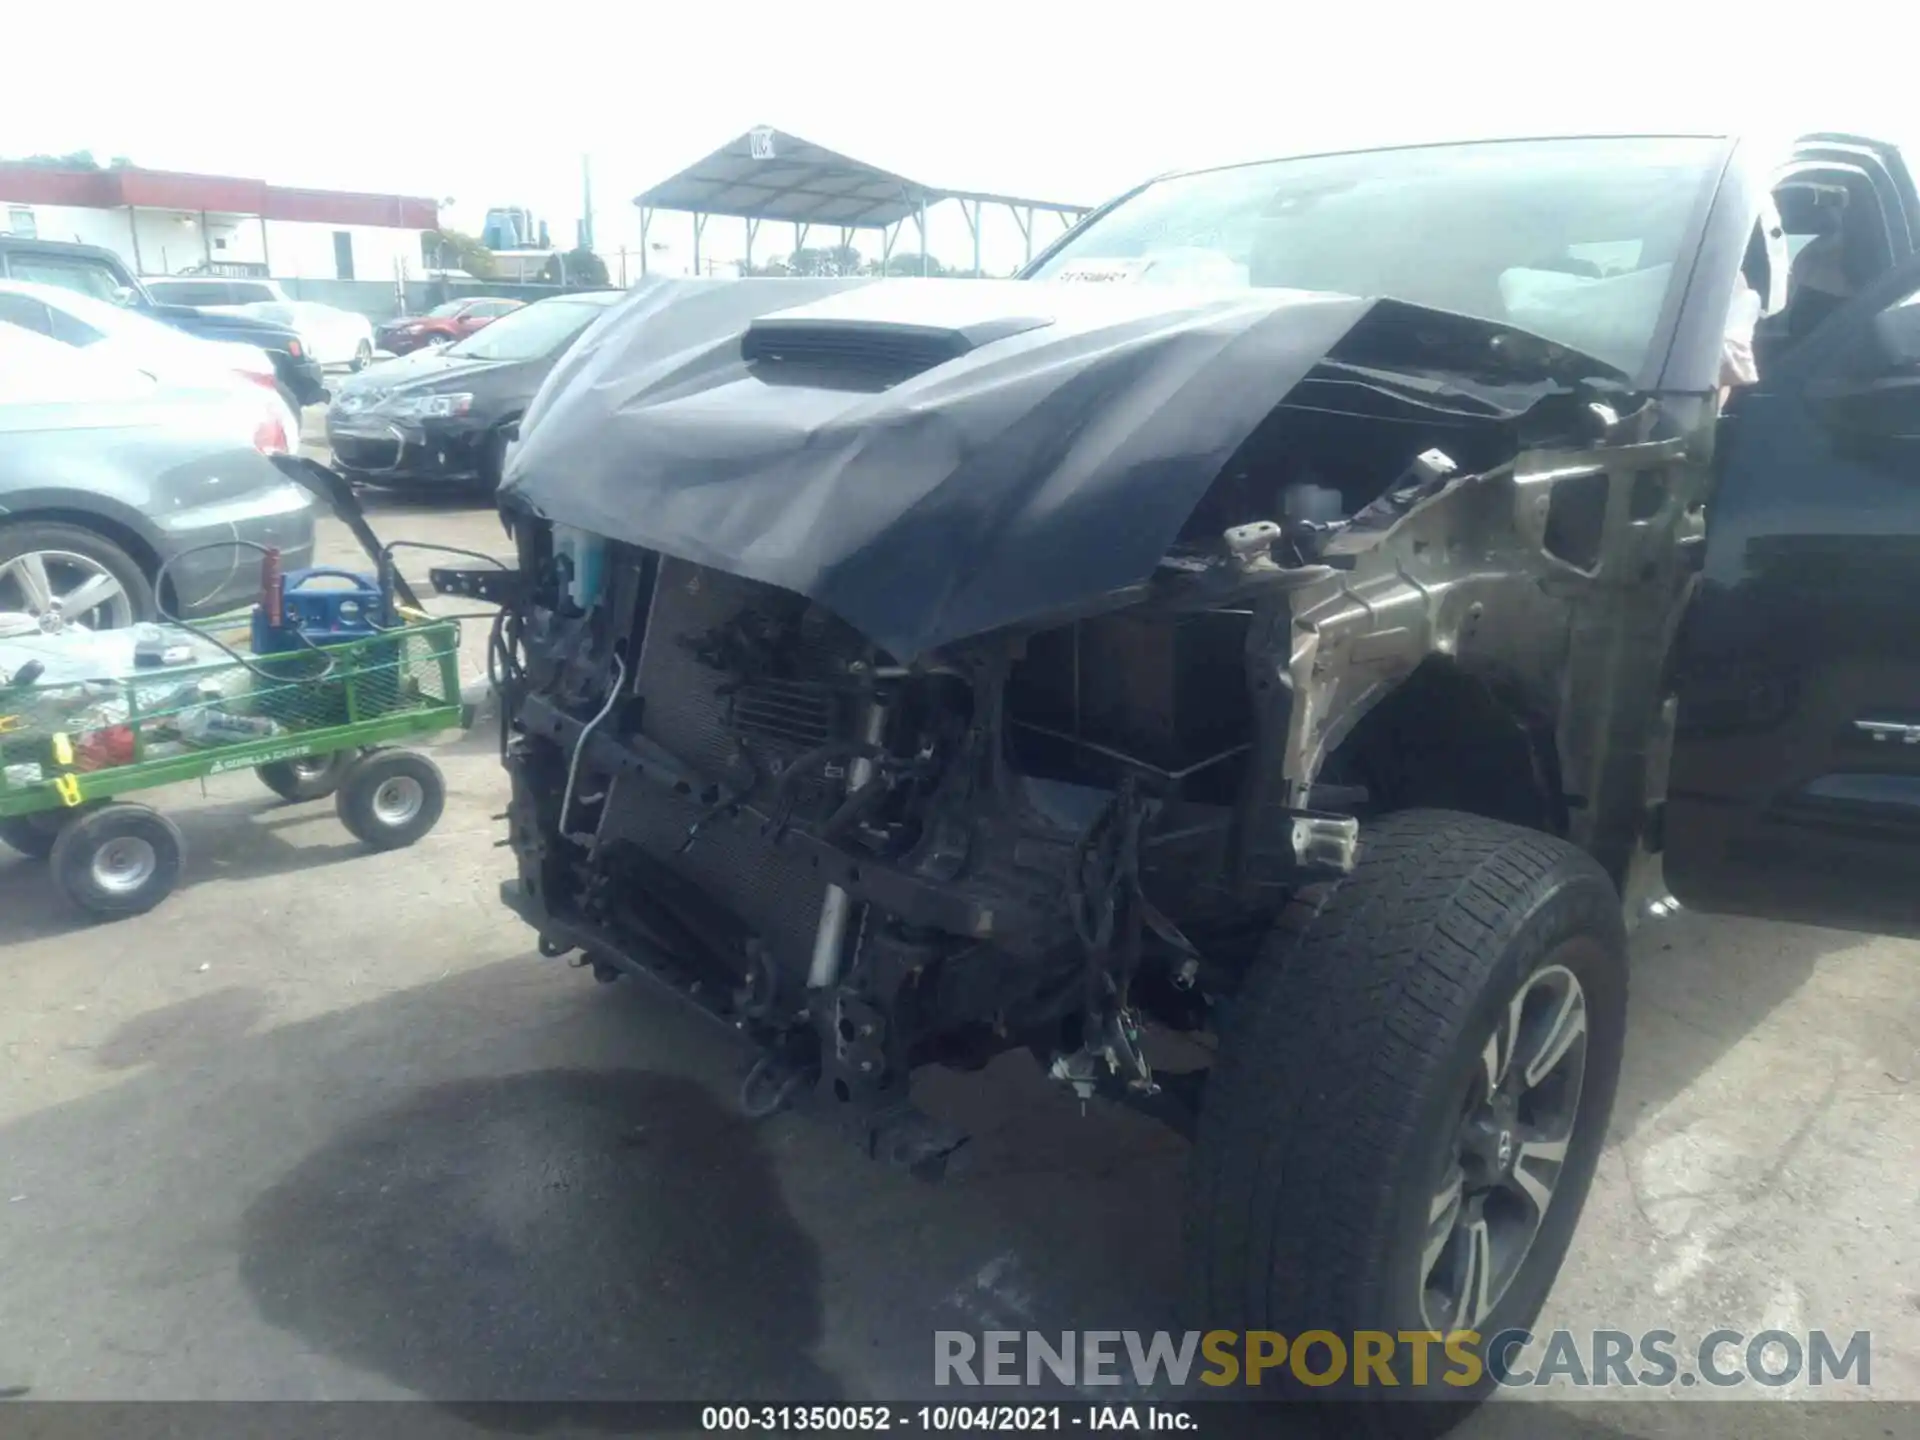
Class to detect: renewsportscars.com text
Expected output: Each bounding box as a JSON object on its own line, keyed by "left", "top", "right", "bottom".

{"left": 934, "top": 1328, "right": 1873, "bottom": 1390}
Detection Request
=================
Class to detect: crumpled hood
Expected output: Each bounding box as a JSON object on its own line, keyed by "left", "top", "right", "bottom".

{"left": 500, "top": 275, "right": 1531, "bottom": 659}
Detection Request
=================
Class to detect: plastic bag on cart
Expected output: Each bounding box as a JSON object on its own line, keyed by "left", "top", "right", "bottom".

{"left": 1, "top": 624, "right": 231, "bottom": 692}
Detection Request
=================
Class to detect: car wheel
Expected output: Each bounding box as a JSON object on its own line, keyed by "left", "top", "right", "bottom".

{"left": 351, "top": 339, "right": 373, "bottom": 371}
{"left": 1187, "top": 809, "right": 1627, "bottom": 1426}
{"left": 0, "top": 521, "right": 155, "bottom": 633}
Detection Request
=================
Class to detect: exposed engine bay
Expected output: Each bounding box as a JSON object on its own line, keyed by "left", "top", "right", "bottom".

{"left": 470, "top": 277, "right": 1713, "bottom": 1176}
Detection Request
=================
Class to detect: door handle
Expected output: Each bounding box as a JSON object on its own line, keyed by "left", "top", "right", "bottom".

{"left": 1856, "top": 720, "right": 1920, "bottom": 745}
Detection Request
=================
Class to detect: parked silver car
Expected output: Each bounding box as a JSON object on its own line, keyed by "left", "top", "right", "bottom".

{"left": 0, "top": 323, "right": 316, "bottom": 630}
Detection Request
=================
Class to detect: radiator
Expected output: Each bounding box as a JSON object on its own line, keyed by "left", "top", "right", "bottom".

{"left": 609, "top": 555, "right": 849, "bottom": 978}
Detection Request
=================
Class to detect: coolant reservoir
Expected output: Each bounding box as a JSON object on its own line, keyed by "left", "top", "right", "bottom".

{"left": 552, "top": 526, "right": 605, "bottom": 611}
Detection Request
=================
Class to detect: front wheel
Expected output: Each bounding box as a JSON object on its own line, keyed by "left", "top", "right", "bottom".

{"left": 335, "top": 748, "right": 445, "bottom": 850}
{"left": 49, "top": 802, "right": 186, "bottom": 918}
{"left": 1187, "top": 810, "right": 1627, "bottom": 1427}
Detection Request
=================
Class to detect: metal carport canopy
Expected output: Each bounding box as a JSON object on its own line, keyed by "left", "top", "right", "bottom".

{"left": 631, "top": 126, "right": 1092, "bottom": 276}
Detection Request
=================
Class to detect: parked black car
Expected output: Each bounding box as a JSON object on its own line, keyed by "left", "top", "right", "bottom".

{"left": 0, "top": 238, "right": 328, "bottom": 408}
{"left": 326, "top": 290, "right": 622, "bottom": 490}
{"left": 488, "top": 131, "right": 1920, "bottom": 1426}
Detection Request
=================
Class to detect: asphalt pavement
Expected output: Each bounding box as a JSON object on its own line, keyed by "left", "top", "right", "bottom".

{"left": 0, "top": 421, "right": 1914, "bottom": 1432}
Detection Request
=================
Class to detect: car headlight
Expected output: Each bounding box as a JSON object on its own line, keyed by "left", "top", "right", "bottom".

{"left": 382, "top": 392, "right": 473, "bottom": 419}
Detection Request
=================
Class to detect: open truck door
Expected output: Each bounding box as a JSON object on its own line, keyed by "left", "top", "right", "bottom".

{"left": 1664, "top": 251, "right": 1920, "bottom": 935}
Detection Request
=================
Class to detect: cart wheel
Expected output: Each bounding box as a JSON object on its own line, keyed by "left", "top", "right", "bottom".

{"left": 1, "top": 811, "right": 68, "bottom": 860}
{"left": 257, "top": 751, "right": 357, "bottom": 803}
{"left": 49, "top": 803, "right": 186, "bottom": 918}
{"left": 336, "top": 749, "right": 445, "bottom": 851}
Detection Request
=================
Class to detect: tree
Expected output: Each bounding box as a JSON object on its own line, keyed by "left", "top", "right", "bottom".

{"left": 871, "top": 252, "right": 950, "bottom": 278}
{"left": 540, "top": 247, "right": 609, "bottom": 285}
{"left": 422, "top": 228, "right": 496, "bottom": 279}
{"left": 5, "top": 150, "right": 106, "bottom": 170}
{"left": 741, "top": 244, "right": 862, "bottom": 278}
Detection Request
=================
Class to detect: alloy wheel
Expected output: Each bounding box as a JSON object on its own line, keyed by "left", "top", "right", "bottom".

{"left": 0, "top": 549, "right": 135, "bottom": 632}
{"left": 1419, "top": 960, "right": 1589, "bottom": 1332}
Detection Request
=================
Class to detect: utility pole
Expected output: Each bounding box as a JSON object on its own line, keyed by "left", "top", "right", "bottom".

{"left": 580, "top": 153, "right": 595, "bottom": 253}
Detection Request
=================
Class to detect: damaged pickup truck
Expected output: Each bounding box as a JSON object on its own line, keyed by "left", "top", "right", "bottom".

{"left": 466, "top": 133, "right": 1920, "bottom": 1416}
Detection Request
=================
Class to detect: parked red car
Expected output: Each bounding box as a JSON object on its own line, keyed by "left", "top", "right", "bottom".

{"left": 375, "top": 297, "right": 523, "bottom": 355}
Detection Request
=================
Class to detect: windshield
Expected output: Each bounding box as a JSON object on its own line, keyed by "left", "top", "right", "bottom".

{"left": 445, "top": 298, "right": 608, "bottom": 360}
{"left": 143, "top": 280, "right": 210, "bottom": 305}
{"left": 1029, "top": 136, "right": 1726, "bottom": 374}
{"left": 428, "top": 301, "right": 468, "bottom": 317}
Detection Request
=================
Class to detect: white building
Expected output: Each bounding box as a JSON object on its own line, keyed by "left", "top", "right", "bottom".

{"left": 0, "top": 163, "right": 438, "bottom": 283}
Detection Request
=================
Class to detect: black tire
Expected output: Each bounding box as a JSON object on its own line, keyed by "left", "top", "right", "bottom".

{"left": 257, "top": 750, "right": 357, "bottom": 803}
{"left": 335, "top": 748, "right": 445, "bottom": 850}
{"left": 0, "top": 520, "right": 155, "bottom": 631}
{"left": 48, "top": 803, "right": 186, "bottom": 918}
{"left": 1188, "top": 810, "right": 1627, "bottom": 1428}
{"left": 477, "top": 426, "right": 512, "bottom": 492}
{"left": 0, "top": 811, "right": 66, "bottom": 860}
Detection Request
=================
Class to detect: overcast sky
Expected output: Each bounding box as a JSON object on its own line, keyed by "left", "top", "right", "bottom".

{"left": 6, "top": 3, "right": 1916, "bottom": 274}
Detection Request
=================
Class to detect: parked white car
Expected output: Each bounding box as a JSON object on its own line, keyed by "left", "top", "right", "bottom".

{"left": 140, "top": 275, "right": 377, "bottom": 371}
{"left": 0, "top": 280, "right": 299, "bottom": 451}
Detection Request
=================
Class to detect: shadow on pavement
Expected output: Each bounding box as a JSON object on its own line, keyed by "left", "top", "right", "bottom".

{"left": 94, "top": 987, "right": 272, "bottom": 1072}
{"left": 0, "top": 908, "right": 1865, "bottom": 1422}
{"left": 239, "top": 1068, "right": 839, "bottom": 1408}
{"left": 0, "top": 797, "right": 380, "bottom": 942}
{"left": 0, "top": 958, "right": 837, "bottom": 1411}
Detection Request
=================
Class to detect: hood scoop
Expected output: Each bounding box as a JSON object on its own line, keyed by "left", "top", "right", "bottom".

{"left": 741, "top": 311, "right": 1052, "bottom": 381}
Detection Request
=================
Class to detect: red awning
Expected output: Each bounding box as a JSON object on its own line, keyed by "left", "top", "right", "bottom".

{"left": 0, "top": 165, "right": 436, "bottom": 230}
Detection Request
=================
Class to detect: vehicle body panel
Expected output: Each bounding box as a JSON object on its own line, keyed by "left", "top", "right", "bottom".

{"left": 1664, "top": 265, "right": 1920, "bottom": 933}
{"left": 0, "top": 279, "right": 299, "bottom": 443}
{"left": 0, "top": 337, "right": 316, "bottom": 614}
{"left": 0, "top": 239, "right": 327, "bottom": 405}
{"left": 502, "top": 276, "right": 1605, "bottom": 660}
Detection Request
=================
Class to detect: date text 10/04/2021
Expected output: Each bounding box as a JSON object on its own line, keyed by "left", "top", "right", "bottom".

{"left": 702, "top": 1407, "right": 1193, "bottom": 1432}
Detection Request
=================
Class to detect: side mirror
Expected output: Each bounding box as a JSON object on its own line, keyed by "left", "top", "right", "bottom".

{"left": 111, "top": 286, "right": 138, "bottom": 307}
{"left": 1870, "top": 297, "right": 1920, "bottom": 369}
